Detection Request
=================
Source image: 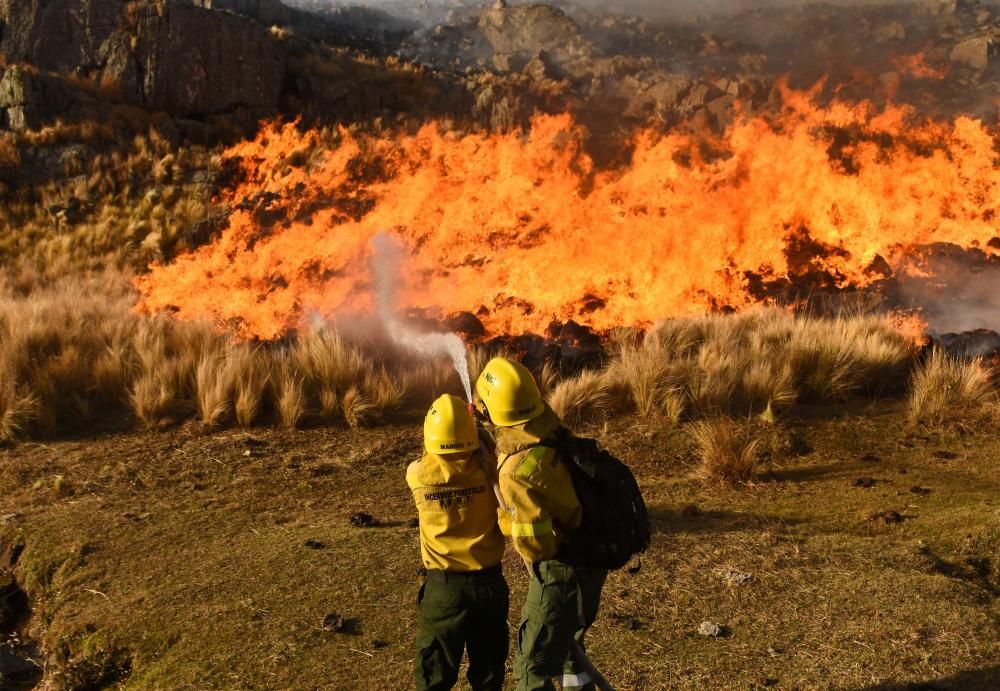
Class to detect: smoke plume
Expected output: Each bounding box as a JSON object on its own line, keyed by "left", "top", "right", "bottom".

{"left": 897, "top": 252, "right": 1000, "bottom": 337}
{"left": 371, "top": 232, "right": 474, "bottom": 402}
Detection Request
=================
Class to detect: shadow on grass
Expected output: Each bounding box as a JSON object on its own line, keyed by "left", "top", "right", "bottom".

{"left": 852, "top": 665, "right": 1000, "bottom": 690}
{"left": 647, "top": 505, "right": 804, "bottom": 536}
{"left": 761, "top": 460, "right": 858, "bottom": 483}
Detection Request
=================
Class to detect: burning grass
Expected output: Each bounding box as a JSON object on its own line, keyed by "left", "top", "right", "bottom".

{"left": 134, "top": 93, "right": 1000, "bottom": 341}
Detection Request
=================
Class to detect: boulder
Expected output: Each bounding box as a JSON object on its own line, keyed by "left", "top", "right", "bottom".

{"left": 523, "top": 51, "right": 564, "bottom": 81}
{"left": 705, "top": 94, "right": 737, "bottom": 130}
{"left": 681, "top": 82, "right": 724, "bottom": 111}
{"left": 643, "top": 76, "right": 691, "bottom": 112}
{"left": 478, "top": 3, "right": 589, "bottom": 57}
{"left": 950, "top": 35, "right": 994, "bottom": 70}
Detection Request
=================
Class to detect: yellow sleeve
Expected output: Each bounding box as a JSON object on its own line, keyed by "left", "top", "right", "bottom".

{"left": 405, "top": 460, "right": 421, "bottom": 493}
{"left": 500, "top": 448, "right": 559, "bottom": 563}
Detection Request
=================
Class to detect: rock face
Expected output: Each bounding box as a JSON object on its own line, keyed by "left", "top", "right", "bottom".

{"left": 0, "top": 0, "right": 124, "bottom": 72}
{"left": 0, "top": 0, "right": 286, "bottom": 121}
{"left": 192, "top": 0, "right": 294, "bottom": 28}
{"left": 0, "top": 66, "right": 85, "bottom": 130}
{"left": 117, "top": 1, "right": 287, "bottom": 116}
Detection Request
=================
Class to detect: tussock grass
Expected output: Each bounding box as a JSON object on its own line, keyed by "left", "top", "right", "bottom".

{"left": 691, "top": 418, "right": 761, "bottom": 486}
{"left": 548, "top": 369, "right": 614, "bottom": 427}
{"left": 234, "top": 349, "right": 269, "bottom": 428}
{"left": 130, "top": 367, "right": 183, "bottom": 429}
{"left": 275, "top": 360, "right": 307, "bottom": 430}
{"left": 558, "top": 308, "right": 916, "bottom": 425}
{"left": 365, "top": 367, "right": 409, "bottom": 417}
{"left": 0, "top": 278, "right": 932, "bottom": 442}
{"left": 605, "top": 345, "right": 686, "bottom": 419}
{"left": 908, "top": 349, "right": 996, "bottom": 424}
{"left": 0, "top": 275, "right": 448, "bottom": 440}
{"left": 0, "top": 122, "right": 219, "bottom": 282}
{"left": 194, "top": 354, "right": 232, "bottom": 427}
{"left": 0, "top": 383, "right": 39, "bottom": 443}
{"left": 341, "top": 386, "right": 374, "bottom": 429}
{"left": 536, "top": 360, "right": 560, "bottom": 398}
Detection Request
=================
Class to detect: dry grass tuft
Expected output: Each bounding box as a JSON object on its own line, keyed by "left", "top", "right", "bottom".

{"left": 275, "top": 359, "right": 307, "bottom": 430}
{"left": 318, "top": 386, "right": 340, "bottom": 420}
{"left": 467, "top": 343, "right": 512, "bottom": 388}
{"left": 908, "top": 349, "right": 996, "bottom": 424}
{"left": 607, "top": 347, "right": 666, "bottom": 418}
{"left": 233, "top": 347, "right": 268, "bottom": 428}
{"left": 364, "top": 367, "right": 409, "bottom": 420}
{"left": 0, "top": 383, "right": 40, "bottom": 443}
{"left": 537, "top": 360, "right": 560, "bottom": 398}
{"left": 130, "top": 371, "right": 178, "bottom": 429}
{"left": 547, "top": 369, "right": 614, "bottom": 427}
{"left": 194, "top": 353, "right": 232, "bottom": 427}
{"left": 691, "top": 418, "right": 761, "bottom": 486}
{"left": 341, "top": 386, "right": 374, "bottom": 429}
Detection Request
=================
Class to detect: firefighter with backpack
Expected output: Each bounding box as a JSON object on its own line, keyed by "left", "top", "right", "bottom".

{"left": 475, "top": 357, "right": 649, "bottom": 691}
{"left": 407, "top": 394, "right": 510, "bottom": 691}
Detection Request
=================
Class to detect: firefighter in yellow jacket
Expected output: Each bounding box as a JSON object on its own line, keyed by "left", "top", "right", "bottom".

{"left": 407, "top": 394, "right": 509, "bottom": 691}
{"left": 476, "top": 358, "right": 608, "bottom": 691}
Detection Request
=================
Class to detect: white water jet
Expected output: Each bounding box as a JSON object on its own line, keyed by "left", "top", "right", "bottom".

{"left": 371, "top": 232, "right": 474, "bottom": 403}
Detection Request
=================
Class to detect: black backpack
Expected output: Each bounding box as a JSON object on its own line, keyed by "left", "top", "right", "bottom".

{"left": 545, "top": 429, "right": 650, "bottom": 571}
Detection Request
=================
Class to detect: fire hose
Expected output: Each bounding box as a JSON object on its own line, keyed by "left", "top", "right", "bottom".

{"left": 474, "top": 427, "right": 615, "bottom": 691}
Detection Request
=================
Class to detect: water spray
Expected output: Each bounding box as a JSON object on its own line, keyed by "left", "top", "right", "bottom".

{"left": 370, "top": 232, "right": 474, "bottom": 403}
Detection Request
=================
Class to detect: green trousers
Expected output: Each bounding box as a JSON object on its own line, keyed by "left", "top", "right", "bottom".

{"left": 514, "top": 560, "right": 608, "bottom": 691}
{"left": 413, "top": 567, "right": 510, "bottom": 691}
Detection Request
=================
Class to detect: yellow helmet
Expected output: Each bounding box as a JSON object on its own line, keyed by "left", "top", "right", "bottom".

{"left": 424, "top": 394, "right": 480, "bottom": 455}
{"left": 475, "top": 357, "right": 544, "bottom": 427}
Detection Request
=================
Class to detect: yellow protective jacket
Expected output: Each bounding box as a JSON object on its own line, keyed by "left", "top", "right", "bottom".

{"left": 494, "top": 405, "right": 582, "bottom": 564}
{"left": 406, "top": 451, "right": 505, "bottom": 572}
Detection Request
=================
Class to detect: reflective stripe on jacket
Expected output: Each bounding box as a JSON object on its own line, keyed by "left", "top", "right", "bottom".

{"left": 406, "top": 451, "right": 505, "bottom": 572}
{"left": 494, "top": 405, "right": 582, "bottom": 564}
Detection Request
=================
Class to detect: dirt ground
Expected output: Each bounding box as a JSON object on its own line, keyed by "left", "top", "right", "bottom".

{"left": 1, "top": 403, "right": 999, "bottom": 690}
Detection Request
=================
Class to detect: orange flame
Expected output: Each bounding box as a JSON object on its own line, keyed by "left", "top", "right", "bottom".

{"left": 890, "top": 52, "right": 948, "bottom": 80}
{"left": 136, "top": 86, "right": 999, "bottom": 341}
{"left": 887, "top": 310, "right": 931, "bottom": 348}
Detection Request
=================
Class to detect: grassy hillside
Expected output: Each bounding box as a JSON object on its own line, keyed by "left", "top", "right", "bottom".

{"left": 2, "top": 403, "right": 998, "bottom": 689}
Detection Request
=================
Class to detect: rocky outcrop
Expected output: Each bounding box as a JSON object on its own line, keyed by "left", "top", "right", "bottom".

{"left": 478, "top": 2, "right": 588, "bottom": 57}
{"left": 112, "top": 1, "right": 287, "bottom": 116}
{"left": 950, "top": 35, "right": 996, "bottom": 70}
{"left": 192, "top": 0, "right": 293, "bottom": 28}
{"left": 0, "top": 0, "right": 286, "bottom": 122}
{"left": 0, "top": 66, "right": 89, "bottom": 130}
{"left": 0, "top": 0, "right": 124, "bottom": 72}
